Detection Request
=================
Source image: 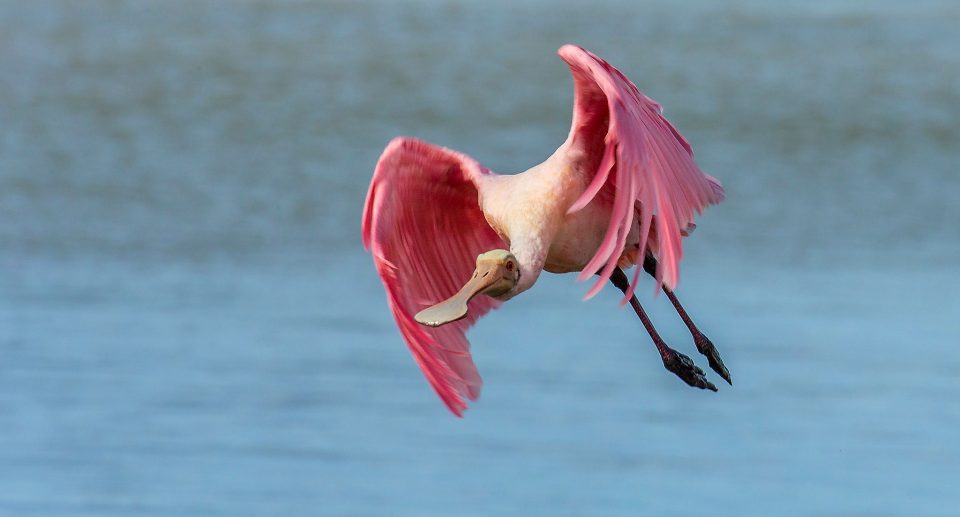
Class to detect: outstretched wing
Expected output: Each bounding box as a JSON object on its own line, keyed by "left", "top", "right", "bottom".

{"left": 558, "top": 45, "right": 725, "bottom": 301}
{"left": 362, "top": 137, "right": 507, "bottom": 416}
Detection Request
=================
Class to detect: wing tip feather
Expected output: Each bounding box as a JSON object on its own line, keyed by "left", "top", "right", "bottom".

{"left": 557, "top": 43, "right": 582, "bottom": 59}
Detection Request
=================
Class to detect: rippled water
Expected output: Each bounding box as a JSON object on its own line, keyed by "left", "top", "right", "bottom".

{"left": 2, "top": 0, "right": 959, "bottom": 515}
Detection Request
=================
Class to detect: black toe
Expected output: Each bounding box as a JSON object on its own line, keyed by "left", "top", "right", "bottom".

{"left": 663, "top": 349, "right": 718, "bottom": 392}
{"left": 694, "top": 333, "right": 732, "bottom": 385}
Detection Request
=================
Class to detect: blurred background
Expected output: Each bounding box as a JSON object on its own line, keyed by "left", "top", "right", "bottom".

{"left": 1, "top": 0, "right": 958, "bottom": 514}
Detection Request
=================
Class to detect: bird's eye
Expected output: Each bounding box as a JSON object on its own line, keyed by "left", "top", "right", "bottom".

{"left": 506, "top": 262, "right": 514, "bottom": 271}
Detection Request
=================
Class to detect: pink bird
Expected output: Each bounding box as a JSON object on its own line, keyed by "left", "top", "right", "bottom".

{"left": 362, "top": 45, "right": 729, "bottom": 416}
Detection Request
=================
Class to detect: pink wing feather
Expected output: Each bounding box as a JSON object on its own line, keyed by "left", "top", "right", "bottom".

{"left": 362, "top": 137, "right": 507, "bottom": 416}
{"left": 558, "top": 45, "right": 724, "bottom": 301}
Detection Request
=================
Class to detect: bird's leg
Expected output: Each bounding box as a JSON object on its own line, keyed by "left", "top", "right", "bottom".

{"left": 609, "top": 268, "right": 717, "bottom": 392}
{"left": 642, "top": 254, "right": 732, "bottom": 385}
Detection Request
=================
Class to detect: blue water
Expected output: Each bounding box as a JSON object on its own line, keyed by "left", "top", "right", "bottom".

{"left": 2, "top": 1, "right": 959, "bottom": 515}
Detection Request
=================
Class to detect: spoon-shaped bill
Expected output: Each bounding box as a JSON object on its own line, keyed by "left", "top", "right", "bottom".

{"left": 414, "top": 261, "right": 505, "bottom": 327}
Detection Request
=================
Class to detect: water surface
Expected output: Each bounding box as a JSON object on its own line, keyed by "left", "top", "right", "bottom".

{"left": 1, "top": 0, "right": 959, "bottom": 515}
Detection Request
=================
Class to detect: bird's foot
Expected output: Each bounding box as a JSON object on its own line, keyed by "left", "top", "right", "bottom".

{"left": 662, "top": 348, "right": 717, "bottom": 392}
{"left": 693, "top": 333, "right": 732, "bottom": 385}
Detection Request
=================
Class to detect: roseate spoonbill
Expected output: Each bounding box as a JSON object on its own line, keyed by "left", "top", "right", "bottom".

{"left": 362, "top": 45, "right": 729, "bottom": 416}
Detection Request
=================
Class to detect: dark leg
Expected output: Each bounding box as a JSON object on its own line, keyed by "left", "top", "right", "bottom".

{"left": 643, "top": 254, "right": 732, "bottom": 385}
{"left": 609, "top": 268, "right": 717, "bottom": 392}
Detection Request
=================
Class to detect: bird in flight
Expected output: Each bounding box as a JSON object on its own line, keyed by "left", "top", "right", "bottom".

{"left": 363, "top": 45, "right": 729, "bottom": 416}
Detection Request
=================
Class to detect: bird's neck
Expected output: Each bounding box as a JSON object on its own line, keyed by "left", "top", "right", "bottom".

{"left": 478, "top": 154, "right": 586, "bottom": 300}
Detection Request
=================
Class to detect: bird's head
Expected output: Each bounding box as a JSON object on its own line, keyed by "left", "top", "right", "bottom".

{"left": 414, "top": 249, "right": 519, "bottom": 327}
